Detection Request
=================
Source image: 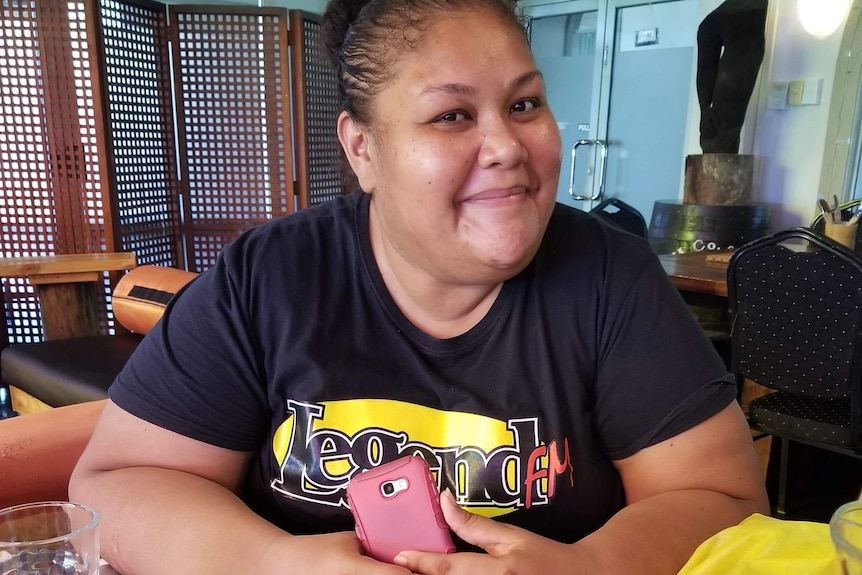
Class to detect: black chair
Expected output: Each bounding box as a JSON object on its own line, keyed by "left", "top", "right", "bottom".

{"left": 589, "top": 198, "right": 648, "bottom": 239}
{"left": 728, "top": 227, "right": 862, "bottom": 516}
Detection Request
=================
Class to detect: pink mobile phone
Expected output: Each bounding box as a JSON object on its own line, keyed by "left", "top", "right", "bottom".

{"left": 346, "top": 455, "right": 455, "bottom": 563}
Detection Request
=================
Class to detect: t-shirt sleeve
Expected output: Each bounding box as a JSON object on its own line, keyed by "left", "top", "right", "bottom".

{"left": 109, "top": 246, "right": 269, "bottom": 452}
{"left": 592, "top": 244, "right": 737, "bottom": 460}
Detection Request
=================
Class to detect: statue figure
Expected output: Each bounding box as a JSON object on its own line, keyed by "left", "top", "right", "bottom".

{"left": 696, "top": 0, "right": 768, "bottom": 154}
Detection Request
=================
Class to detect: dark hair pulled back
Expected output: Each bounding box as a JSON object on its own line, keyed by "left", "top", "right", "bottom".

{"left": 322, "top": 0, "right": 523, "bottom": 126}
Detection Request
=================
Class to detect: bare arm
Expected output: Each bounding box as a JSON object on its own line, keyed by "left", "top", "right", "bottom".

{"left": 69, "top": 401, "right": 409, "bottom": 575}
{"left": 396, "top": 401, "right": 770, "bottom": 575}
{"left": 576, "top": 400, "right": 770, "bottom": 573}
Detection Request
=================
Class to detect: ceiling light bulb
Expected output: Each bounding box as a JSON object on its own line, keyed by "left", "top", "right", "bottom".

{"left": 798, "top": 0, "right": 852, "bottom": 39}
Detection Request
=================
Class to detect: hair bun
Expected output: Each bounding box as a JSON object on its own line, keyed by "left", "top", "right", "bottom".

{"left": 321, "top": 0, "right": 372, "bottom": 68}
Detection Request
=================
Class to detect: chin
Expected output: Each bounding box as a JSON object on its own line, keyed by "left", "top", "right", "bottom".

{"left": 461, "top": 212, "right": 550, "bottom": 273}
{"left": 481, "top": 238, "right": 542, "bottom": 274}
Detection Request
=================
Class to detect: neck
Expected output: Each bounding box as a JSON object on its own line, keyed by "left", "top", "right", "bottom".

{"left": 369, "top": 213, "right": 503, "bottom": 340}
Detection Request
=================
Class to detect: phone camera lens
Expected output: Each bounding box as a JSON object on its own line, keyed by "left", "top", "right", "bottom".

{"left": 382, "top": 482, "right": 395, "bottom": 496}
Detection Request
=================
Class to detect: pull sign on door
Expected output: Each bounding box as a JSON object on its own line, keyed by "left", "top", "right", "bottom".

{"left": 634, "top": 28, "right": 658, "bottom": 47}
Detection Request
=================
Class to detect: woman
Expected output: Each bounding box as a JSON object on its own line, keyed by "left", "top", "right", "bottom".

{"left": 70, "top": 0, "right": 769, "bottom": 573}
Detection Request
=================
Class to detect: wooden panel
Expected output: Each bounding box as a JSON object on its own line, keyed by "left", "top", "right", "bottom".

{"left": 659, "top": 251, "right": 729, "bottom": 297}
{"left": 99, "top": 0, "right": 184, "bottom": 269}
{"left": 0, "top": 253, "right": 137, "bottom": 277}
{"left": 289, "top": 10, "right": 345, "bottom": 208}
{"left": 169, "top": 6, "right": 294, "bottom": 272}
{"left": 36, "top": 283, "right": 101, "bottom": 340}
{"left": 0, "top": 2, "right": 66, "bottom": 344}
{"left": 30, "top": 272, "right": 101, "bottom": 285}
{"left": 36, "top": 0, "right": 112, "bottom": 256}
{"left": 0, "top": 253, "right": 137, "bottom": 339}
{"left": 0, "top": 0, "right": 118, "bottom": 344}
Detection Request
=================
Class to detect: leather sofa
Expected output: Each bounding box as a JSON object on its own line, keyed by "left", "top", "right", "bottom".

{"left": 0, "top": 399, "right": 105, "bottom": 508}
{"left": 1, "top": 265, "right": 198, "bottom": 411}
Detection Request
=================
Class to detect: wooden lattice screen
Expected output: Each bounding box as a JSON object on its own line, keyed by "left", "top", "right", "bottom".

{"left": 100, "top": 0, "right": 183, "bottom": 269}
{"left": 290, "top": 11, "right": 345, "bottom": 207}
{"left": 1, "top": 1, "right": 343, "bottom": 344}
{"left": 0, "top": 0, "right": 116, "bottom": 343}
{"left": 169, "top": 7, "right": 294, "bottom": 272}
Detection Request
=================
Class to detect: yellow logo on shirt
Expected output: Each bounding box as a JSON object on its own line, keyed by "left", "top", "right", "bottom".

{"left": 270, "top": 399, "right": 573, "bottom": 517}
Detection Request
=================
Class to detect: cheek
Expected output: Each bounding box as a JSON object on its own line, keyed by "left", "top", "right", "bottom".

{"left": 535, "top": 124, "right": 563, "bottom": 172}
{"left": 408, "top": 139, "right": 474, "bottom": 190}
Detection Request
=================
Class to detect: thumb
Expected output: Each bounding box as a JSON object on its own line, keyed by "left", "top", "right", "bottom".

{"left": 439, "top": 489, "right": 516, "bottom": 555}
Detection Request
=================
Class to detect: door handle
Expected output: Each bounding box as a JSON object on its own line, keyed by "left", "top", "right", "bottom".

{"left": 568, "top": 139, "right": 607, "bottom": 201}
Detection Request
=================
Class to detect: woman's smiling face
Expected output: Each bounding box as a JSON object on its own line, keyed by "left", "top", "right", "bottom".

{"left": 343, "top": 6, "right": 563, "bottom": 287}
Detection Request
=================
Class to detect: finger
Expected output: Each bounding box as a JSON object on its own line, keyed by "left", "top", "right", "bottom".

{"left": 438, "top": 489, "right": 516, "bottom": 554}
{"left": 394, "top": 549, "right": 486, "bottom": 575}
{"left": 357, "top": 554, "right": 414, "bottom": 575}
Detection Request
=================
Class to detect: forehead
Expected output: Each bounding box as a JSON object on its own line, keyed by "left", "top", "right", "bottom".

{"left": 388, "top": 8, "right": 534, "bottom": 88}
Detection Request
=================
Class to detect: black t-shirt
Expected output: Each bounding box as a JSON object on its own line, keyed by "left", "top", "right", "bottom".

{"left": 110, "top": 192, "right": 735, "bottom": 544}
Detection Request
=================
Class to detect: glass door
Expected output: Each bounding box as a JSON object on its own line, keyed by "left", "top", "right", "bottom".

{"left": 527, "top": 1, "right": 605, "bottom": 211}
{"left": 525, "top": 0, "right": 700, "bottom": 223}
{"left": 601, "top": 0, "right": 699, "bottom": 223}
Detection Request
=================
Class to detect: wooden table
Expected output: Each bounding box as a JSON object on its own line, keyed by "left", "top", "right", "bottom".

{"left": 658, "top": 251, "right": 730, "bottom": 297}
{"left": 0, "top": 253, "right": 137, "bottom": 340}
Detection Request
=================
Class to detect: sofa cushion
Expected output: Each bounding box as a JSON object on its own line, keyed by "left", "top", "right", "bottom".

{"left": 1, "top": 265, "right": 199, "bottom": 410}
{"left": 1, "top": 334, "right": 141, "bottom": 407}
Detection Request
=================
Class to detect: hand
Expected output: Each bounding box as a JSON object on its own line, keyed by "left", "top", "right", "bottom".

{"left": 267, "top": 531, "right": 412, "bottom": 575}
{"left": 393, "top": 490, "right": 595, "bottom": 575}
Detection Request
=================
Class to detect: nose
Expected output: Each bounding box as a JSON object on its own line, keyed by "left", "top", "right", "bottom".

{"left": 478, "top": 116, "right": 527, "bottom": 169}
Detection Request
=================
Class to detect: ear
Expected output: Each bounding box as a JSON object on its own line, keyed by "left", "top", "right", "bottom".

{"left": 337, "top": 111, "right": 377, "bottom": 193}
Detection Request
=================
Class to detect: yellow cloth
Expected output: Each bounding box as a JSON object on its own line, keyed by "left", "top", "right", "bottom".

{"left": 677, "top": 513, "right": 838, "bottom": 575}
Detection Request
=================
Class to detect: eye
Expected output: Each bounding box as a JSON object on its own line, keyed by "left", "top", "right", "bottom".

{"left": 434, "top": 110, "right": 470, "bottom": 123}
{"left": 511, "top": 99, "right": 540, "bottom": 114}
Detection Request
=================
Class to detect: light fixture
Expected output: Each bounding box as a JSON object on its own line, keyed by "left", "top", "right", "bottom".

{"left": 798, "top": 0, "right": 853, "bottom": 39}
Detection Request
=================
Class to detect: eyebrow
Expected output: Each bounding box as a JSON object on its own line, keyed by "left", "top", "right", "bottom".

{"left": 420, "top": 70, "right": 544, "bottom": 97}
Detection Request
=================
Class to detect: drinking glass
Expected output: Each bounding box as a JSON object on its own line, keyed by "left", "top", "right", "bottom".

{"left": 0, "top": 501, "right": 100, "bottom": 574}
{"left": 831, "top": 500, "right": 862, "bottom": 575}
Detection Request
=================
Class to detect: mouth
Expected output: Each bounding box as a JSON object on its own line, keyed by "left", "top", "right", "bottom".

{"left": 463, "top": 187, "right": 529, "bottom": 203}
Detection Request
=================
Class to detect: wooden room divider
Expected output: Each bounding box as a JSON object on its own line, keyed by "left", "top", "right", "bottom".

{"left": 0, "top": 1, "right": 342, "bottom": 345}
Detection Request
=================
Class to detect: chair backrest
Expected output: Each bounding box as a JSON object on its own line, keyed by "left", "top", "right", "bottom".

{"left": 589, "top": 198, "right": 648, "bottom": 239}
{"left": 728, "top": 227, "right": 862, "bottom": 400}
{"left": 112, "top": 265, "right": 199, "bottom": 335}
